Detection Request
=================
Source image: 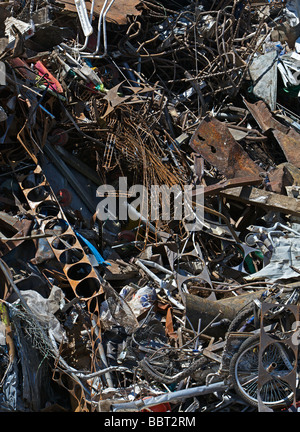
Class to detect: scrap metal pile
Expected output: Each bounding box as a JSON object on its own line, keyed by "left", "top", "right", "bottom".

{"left": 1, "top": 0, "right": 300, "bottom": 412}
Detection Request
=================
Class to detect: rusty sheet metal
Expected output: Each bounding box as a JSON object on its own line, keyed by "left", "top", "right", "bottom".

{"left": 244, "top": 99, "right": 300, "bottom": 168}
{"left": 191, "top": 176, "right": 263, "bottom": 197}
{"left": 61, "top": 0, "right": 142, "bottom": 25}
{"left": 243, "top": 99, "right": 287, "bottom": 133}
{"left": 0, "top": 218, "right": 32, "bottom": 257}
{"left": 189, "top": 116, "right": 261, "bottom": 179}
{"left": 16, "top": 165, "right": 104, "bottom": 302}
{"left": 220, "top": 185, "right": 300, "bottom": 217}
{"left": 185, "top": 290, "right": 264, "bottom": 338}
{"left": 272, "top": 128, "right": 300, "bottom": 169}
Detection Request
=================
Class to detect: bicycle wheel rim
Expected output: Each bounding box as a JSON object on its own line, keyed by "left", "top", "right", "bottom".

{"left": 234, "top": 341, "right": 295, "bottom": 407}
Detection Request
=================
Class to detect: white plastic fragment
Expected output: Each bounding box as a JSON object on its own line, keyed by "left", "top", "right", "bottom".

{"left": 4, "top": 17, "right": 35, "bottom": 44}
{"left": 284, "top": 0, "right": 300, "bottom": 27}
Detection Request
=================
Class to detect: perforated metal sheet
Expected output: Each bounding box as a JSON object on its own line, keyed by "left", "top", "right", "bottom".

{"left": 258, "top": 302, "right": 299, "bottom": 410}
{"left": 17, "top": 165, "right": 104, "bottom": 302}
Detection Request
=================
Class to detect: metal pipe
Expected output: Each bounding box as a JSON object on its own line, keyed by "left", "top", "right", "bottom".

{"left": 111, "top": 381, "right": 229, "bottom": 411}
{"left": 81, "top": 0, "right": 116, "bottom": 58}
{"left": 59, "top": 0, "right": 95, "bottom": 53}
{"left": 138, "top": 258, "right": 173, "bottom": 275}
{"left": 266, "top": 362, "right": 277, "bottom": 373}
{"left": 92, "top": 319, "right": 114, "bottom": 388}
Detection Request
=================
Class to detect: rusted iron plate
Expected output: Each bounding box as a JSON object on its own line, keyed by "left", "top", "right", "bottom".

{"left": 244, "top": 99, "right": 300, "bottom": 168}
{"left": 0, "top": 218, "right": 32, "bottom": 257}
{"left": 16, "top": 165, "right": 104, "bottom": 302}
{"left": 189, "top": 116, "right": 261, "bottom": 179}
{"left": 61, "top": 0, "right": 142, "bottom": 25}
{"left": 273, "top": 128, "right": 300, "bottom": 169}
{"left": 220, "top": 185, "right": 300, "bottom": 217}
{"left": 192, "top": 176, "right": 263, "bottom": 197}
{"left": 243, "top": 99, "right": 288, "bottom": 133}
{"left": 185, "top": 290, "right": 264, "bottom": 338}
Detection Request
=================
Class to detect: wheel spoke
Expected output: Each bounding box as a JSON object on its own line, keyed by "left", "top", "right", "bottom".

{"left": 232, "top": 336, "right": 295, "bottom": 407}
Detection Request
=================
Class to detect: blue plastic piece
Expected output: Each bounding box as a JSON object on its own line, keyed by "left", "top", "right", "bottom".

{"left": 75, "top": 231, "right": 111, "bottom": 266}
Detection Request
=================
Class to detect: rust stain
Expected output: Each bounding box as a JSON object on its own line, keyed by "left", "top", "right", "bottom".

{"left": 244, "top": 99, "right": 300, "bottom": 168}
{"left": 244, "top": 99, "right": 288, "bottom": 133}
{"left": 189, "top": 116, "right": 261, "bottom": 179}
{"left": 61, "top": 0, "right": 142, "bottom": 25}
{"left": 273, "top": 128, "right": 300, "bottom": 169}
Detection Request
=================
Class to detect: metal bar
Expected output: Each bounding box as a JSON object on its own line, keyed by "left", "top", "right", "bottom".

{"left": 111, "top": 381, "right": 229, "bottom": 411}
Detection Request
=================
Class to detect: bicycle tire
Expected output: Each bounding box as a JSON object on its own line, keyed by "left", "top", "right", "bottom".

{"left": 227, "top": 306, "right": 258, "bottom": 333}
{"left": 229, "top": 334, "right": 295, "bottom": 408}
{"left": 227, "top": 304, "right": 295, "bottom": 335}
{"left": 139, "top": 355, "right": 206, "bottom": 385}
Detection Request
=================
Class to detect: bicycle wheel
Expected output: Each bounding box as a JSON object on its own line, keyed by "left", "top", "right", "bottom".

{"left": 229, "top": 334, "right": 296, "bottom": 408}
{"left": 227, "top": 304, "right": 296, "bottom": 334}
{"left": 227, "top": 306, "right": 258, "bottom": 333}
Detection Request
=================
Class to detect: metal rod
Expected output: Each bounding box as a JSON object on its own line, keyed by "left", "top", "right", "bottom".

{"left": 111, "top": 381, "right": 229, "bottom": 411}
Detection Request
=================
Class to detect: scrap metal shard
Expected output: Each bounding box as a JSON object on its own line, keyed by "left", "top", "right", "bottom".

{"left": 273, "top": 128, "right": 300, "bottom": 169}
{"left": 249, "top": 50, "right": 278, "bottom": 111}
{"left": 243, "top": 99, "right": 287, "bottom": 133}
{"left": 244, "top": 99, "right": 300, "bottom": 168}
{"left": 189, "top": 116, "right": 261, "bottom": 179}
{"left": 201, "top": 176, "right": 262, "bottom": 196}
{"left": 16, "top": 165, "right": 104, "bottom": 301}
{"left": 185, "top": 290, "right": 265, "bottom": 338}
{"left": 220, "top": 185, "right": 300, "bottom": 217}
